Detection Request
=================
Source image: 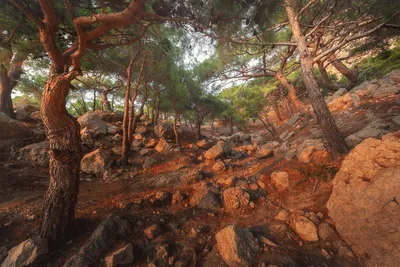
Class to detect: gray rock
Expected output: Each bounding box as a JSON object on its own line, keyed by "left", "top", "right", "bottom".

{"left": 81, "top": 148, "right": 113, "bottom": 177}
{"left": 0, "top": 112, "right": 33, "bottom": 151}
{"left": 16, "top": 141, "right": 49, "bottom": 166}
{"left": 190, "top": 185, "right": 222, "bottom": 211}
{"left": 1, "top": 236, "right": 48, "bottom": 267}
{"left": 143, "top": 157, "right": 157, "bottom": 169}
{"left": 64, "top": 214, "right": 130, "bottom": 267}
{"left": 286, "top": 115, "right": 299, "bottom": 126}
{"left": 78, "top": 112, "right": 107, "bottom": 137}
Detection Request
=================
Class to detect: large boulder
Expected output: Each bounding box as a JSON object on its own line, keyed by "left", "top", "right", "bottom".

{"left": 215, "top": 225, "right": 259, "bottom": 267}
{"left": 345, "top": 117, "right": 390, "bottom": 147}
{"left": 0, "top": 112, "right": 33, "bottom": 151}
{"left": 94, "top": 110, "right": 122, "bottom": 122}
{"left": 154, "top": 138, "right": 171, "bottom": 153}
{"left": 271, "top": 171, "right": 290, "bottom": 191}
{"left": 351, "top": 70, "right": 400, "bottom": 98}
{"left": 1, "top": 236, "right": 48, "bottom": 267}
{"left": 64, "top": 214, "right": 130, "bottom": 267}
{"left": 14, "top": 104, "right": 39, "bottom": 121}
{"left": 16, "top": 141, "right": 49, "bottom": 166}
{"left": 81, "top": 148, "right": 113, "bottom": 177}
{"left": 326, "top": 131, "right": 400, "bottom": 267}
{"left": 204, "top": 141, "right": 232, "bottom": 160}
{"left": 77, "top": 112, "right": 107, "bottom": 137}
{"left": 327, "top": 92, "right": 360, "bottom": 111}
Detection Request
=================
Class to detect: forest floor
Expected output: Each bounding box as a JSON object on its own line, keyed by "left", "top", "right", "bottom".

{"left": 1, "top": 93, "right": 400, "bottom": 266}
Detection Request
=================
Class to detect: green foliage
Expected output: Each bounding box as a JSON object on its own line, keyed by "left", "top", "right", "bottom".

{"left": 358, "top": 43, "right": 400, "bottom": 81}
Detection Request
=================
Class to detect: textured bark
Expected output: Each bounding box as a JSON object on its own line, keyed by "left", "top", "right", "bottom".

{"left": 172, "top": 101, "right": 181, "bottom": 151}
{"left": 258, "top": 115, "right": 275, "bottom": 135}
{"left": 229, "top": 116, "right": 234, "bottom": 135}
{"left": 101, "top": 91, "right": 112, "bottom": 111}
{"left": 272, "top": 103, "right": 282, "bottom": 122}
{"left": 329, "top": 55, "right": 358, "bottom": 90}
{"left": 0, "top": 67, "right": 14, "bottom": 118}
{"left": 195, "top": 115, "right": 201, "bottom": 140}
{"left": 275, "top": 71, "right": 308, "bottom": 114}
{"left": 317, "top": 60, "right": 341, "bottom": 92}
{"left": 92, "top": 90, "right": 96, "bottom": 111}
{"left": 121, "top": 58, "right": 136, "bottom": 165}
{"left": 210, "top": 120, "right": 215, "bottom": 132}
{"left": 39, "top": 74, "right": 82, "bottom": 241}
{"left": 285, "top": 0, "right": 349, "bottom": 157}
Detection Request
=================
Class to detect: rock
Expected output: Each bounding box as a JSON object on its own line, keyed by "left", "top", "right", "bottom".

{"left": 270, "top": 171, "right": 290, "bottom": 191}
{"left": 155, "top": 138, "right": 171, "bottom": 153}
{"left": 0, "top": 112, "right": 33, "bottom": 151}
{"left": 392, "top": 115, "right": 400, "bottom": 125}
{"left": 144, "top": 224, "right": 162, "bottom": 239}
{"left": 231, "top": 132, "right": 251, "bottom": 143}
{"left": 135, "top": 126, "right": 148, "bottom": 134}
{"left": 15, "top": 104, "right": 39, "bottom": 121}
{"left": 140, "top": 148, "right": 150, "bottom": 156}
{"left": 333, "top": 88, "right": 347, "bottom": 97}
{"left": 105, "top": 244, "right": 134, "bottom": 267}
{"left": 223, "top": 187, "right": 250, "bottom": 210}
{"left": 16, "top": 141, "right": 49, "bottom": 166}
{"left": 256, "top": 145, "right": 273, "bottom": 159}
{"left": 290, "top": 215, "right": 319, "bottom": 242}
{"left": 345, "top": 118, "right": 390, "bottom": 147}
{"left": 134, "top": 133, "right": 143, "bottom": 140}
{"left": 1, "top": 237, "right": 48, "bottom": 267}
{"left": 143, "top": 157, "right": 157, "bottom": 169}
{"left": 215, "top": 225, "right": 259, "bottom": 267}
{"left": 145, "top": 138, "right": 157, "bottom": 148}
{"left": 326, "top": 131, "right": 400, "bottom": 267}
{"left": 204, "top": 141, "right": 231, "bottom": 160}
{"left": 275, "top": 210, "right": 290, "bottom": 221}
{"left": 182, "top": 169, "right": 204, "bottom": 185}
{"left": 318, "top": 223, "right": 336, "bottom": 240}
{"left": 64, "top": 214, "right": 130, "bottom": 267}
{"left": 296, "top": 139, "right": 326, "bottom": 163}
{"left": 154, "top": 121, "right": 175, "bottom": 139}
{"left": 81, "top": 148, "right": 113, "bottom": 177}
{"left": 286, "top": 115, "right": 299, "bottom": 126}
{"left": 328, "top": 92, "right": 360, "bottom": 111}
{"left": 190, "top": 185, "right": 222, "bottom": 211}
{"left": 196, "top": 139, "right": 209, "bottom": 149}
{"left": 352, "top": 70, "right": 400, "bottom": 98}
{"left": 106, "top": 124, "right": 121, "bottom": 135}
{"left": 131, "top": 140, "right": 142, "bottom": 148}
{"left": 279, "top": 130, "right": 294, "bottom": 142}
{"left": 77, "top": 112, "right": 107, "bottom": 137}
{"left": 96, "top": 110, "right": 122, "bottom": 122}
{"left": 29, "top": 111, "right": 41, "bottom": 121}
{"left": 111, "top": 133, "right": 122, "bottom": 143}
{"left": 81, "top": 127, "right": 94, "bottom": 146}
{"left": 212, "top": 160, "right": 226, "bottom": 172}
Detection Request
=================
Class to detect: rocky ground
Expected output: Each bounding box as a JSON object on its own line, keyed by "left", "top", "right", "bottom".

{"left": 0, "top": 70, "right": 400, "bottom": 267}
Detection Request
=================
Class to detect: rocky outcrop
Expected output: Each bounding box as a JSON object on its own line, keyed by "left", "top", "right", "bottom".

{"left": 345, "top": 117, "right": 391, "bottom": 147}
{"left": 154, "top": 121, "right": 176, "bottom": 139}
{"left": 15, "top": 104, "right": 39, "bottom": 122}
{"left": 326, "top": 131, "right": 400, "bottom": 267}
{"left": 64, "top": 214, "right": 130, "bottom": 267}
{"left": 78, "top": 112, "right": 107, "bottom": 137}
{"left": 351, "top": 70, "right": 400, "bottom": 98}
{"left": 1, "top": 236, "right": 48, "bottom": 267}
{"left": 204, "top": 141, "right": 231, "bottom": 160}
{"left": 81, "top": 148, "right": 113, "bottom": 177}
{"left": 296, "top": 139, "right": 326, "bottom": 163}
{"left": 215, "top": 225, "right": 259, "bottom": 267}
{"left": 105, "top": 243, "right": 134, "bottom": 267}
{"left": 0, "top": 112, "right": 33, "bottom": 151}
{"left": 16, "top": 141, "right": 49, "bottom": 166}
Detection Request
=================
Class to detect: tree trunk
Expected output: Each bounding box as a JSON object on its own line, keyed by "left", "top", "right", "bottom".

{"left": 172, "top": 101, "right": 181, "bottom": 151}
{"left": 210, "top": 120, "right": 215, "bottom": 132}
{"left": 195, "top": 115, "right": 201, "bottom": 140}
{"left": 39, "top": 74, "right": 83, "bottom": 242}
{"left": 101, "top": 91, "right": 112, "bottom": 111}
{"left": 79, "top": 88, "right": 88, "bottom": 113}
{"left": 317, "top": 60, "right": 341, "bottom": 92}
{"left": 229, "top": 116, "right": 234, "bottom": 135}
{"left": 272, "top": 102, "right": 282, "bottom": 122}
{"left": 328, "top": 55, "right": 358, "bottom": 90}
{"left": 285, "top": 1, "right": 349, "bottom": 157}
{"left": 155, "top": 89, "right": 160, "bottom": 125}
{"left": 121, "top": 58, "right": 136, "bottom": 165}
{"left": 0, "top": 67, "right": 15, "bottom": 118}
{"left": 258, "top": 115, "right": 275, "bottom": 135}
{"left": 275, "top": 71, "right": 308, "bottom": 115}
{"left": 92, "top": 90, "right": 96, "bottom": 111}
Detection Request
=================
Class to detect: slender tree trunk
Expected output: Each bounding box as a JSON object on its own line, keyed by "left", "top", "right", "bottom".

{"left": 195, "top": 114, "right": 201, "bottom": 140}
{"left": 285, "top": 1, "right": 349, "bottom": 157}
{"left": 229, "top": 116, "right": 234, "bottom": 135}
{"left": 189, "top": 121, "right": 194, "bottom": 131}
{"left": 328, "top": 55, "right": 358, "bottom": 90}
{"left": 79, "top": 89, "right": 88, "bottom": 113}
{"left": 258, "top": 115, "right": 275, "bottom": 135}
{"left": 121, "top": 58, "right": 136, "bottom": 165}
{"left": 272, "top": 102, "right": 282, "bottom": 122}
{"left": 172, "top": 101, "right": 181, "bottom": 151}
{"left": 275, "top": 71, "right": 308, "bottom": 115}
{"left": 111, "top": 94, "right": 115, "bottom": 111}
{"left": 210, "top": 120, "right": 215, "bottom": 132}
{"left": 92, "top": 90, "right": 96, "bottom": 111}
{"left": 0, "top": 67, "right": 14, "bottom": 118}
{"left": 317, "top": 60, "right": 341, "bottom": 92}
{"left": 39, "top": 74, "right": 82, "bottom": 242}
{"left": 101, "top": 91, "right": 112, "bottom": 111}
{"left": 155, "top": 89, "right": 160, "bottom": 125}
